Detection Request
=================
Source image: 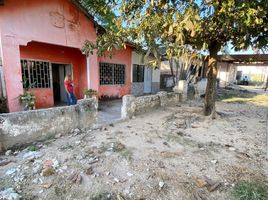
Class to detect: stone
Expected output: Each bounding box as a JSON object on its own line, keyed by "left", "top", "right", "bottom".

{"left": 0, "top": 188, "right": 21, "bottom": 200}
{"left": 42, "top": 183, "right": 52, "bottom": 189}
{"left": 196, "top": 178, "right": 207, "bottom": 188}
{"left": 0, "top": 159, "right": 11, "bottom": 166}
{"left": 41, "top": 167, "right": 54, "bottom": 177}
{"left": 163, "top": 141, "right": 170, "bottom": 147}
{"left": 191, "top": 123, "right": 201, "bottom": 128}
{"left": 127, "top": 172, "right": 133, "bottom": 177}
{"left": 5, "top": 150, "right": 12, "bottom": 156}
{"left": 158, "top": 161, "right": 165, "bottom": 168}
{"left": 210, "top": 160, "right": 218, "bottom": 164}
{"left": 229, "top": 147, "right": 236, "bottom": 151}
{"left": 113, "top": 178, "right": 120, "bottom": 183}
{"left": 159, "top": 181, "right": 165, "bottom": 190}
{"left": 5, "top": 168, "right": 17, "bottom": 176}
{"left": 22, "top": 151, "right": 43, "bottom": 160}
{"left": 69, "top": 172, "right": 82, "bottom": 184}
{"left": 73, "top": 128, "right": 81, "bottom": 135}
{"left": 208, "top": 181, "right": 222, "bottom": 192}
{"left": 85, "top": 167, "right": 94, "bottom": 175}
{"left": 55, "top": 133, "right": 62, "bottom": 139}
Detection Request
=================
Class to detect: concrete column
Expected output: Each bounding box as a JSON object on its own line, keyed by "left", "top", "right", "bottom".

{"left": 1, "top": 36, "right": 23, "bottom": 112}
{"left": 157, "top": 91, "right": 168, "bottom": 107}
{"left": 121, "top": 95, "right": 136, "bottom": 119}
{"left": 88, "top": 51, "right": 98, "bottom": 91}
{"left": 174, "top": 80, "right": 188, "bottom": 102}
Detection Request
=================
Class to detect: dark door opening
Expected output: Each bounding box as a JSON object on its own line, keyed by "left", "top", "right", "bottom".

{"left": 52, "top": 63, "right": 72, "bottom": 105}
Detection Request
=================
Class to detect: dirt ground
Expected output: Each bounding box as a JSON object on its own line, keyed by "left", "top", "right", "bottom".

{"left": 0, "top": 89, "right": 268, "bottom": 200}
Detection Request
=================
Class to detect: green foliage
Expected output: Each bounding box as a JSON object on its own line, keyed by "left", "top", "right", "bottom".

{"left": 232, "top": 180, "right": 268, "bottom": 200}
{"left": 83, "top": 88, "right": 98, "bottom": 97}
{"left": 27, "top": 145, "right": 38, "bottom": 151}
{"left": 19, "top": 91, "right": 35, "bottom": 111}
{"left": 22, "top": 76, "right": 36, "bottom": 90}
{"left": 78, "top": 0, "right": 117, "bottom": 27}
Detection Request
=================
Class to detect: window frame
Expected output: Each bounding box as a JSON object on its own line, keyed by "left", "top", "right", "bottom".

{"left": 99, "top": 62, "right": 126, "bottom": 85}
{"left": 132, "top": 64, "right": 145, "bottom": 83}
{"left": 21, "top": 59, "right": 53, "bottom": 89}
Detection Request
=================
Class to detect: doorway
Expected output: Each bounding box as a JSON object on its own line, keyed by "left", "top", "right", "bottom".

{"left": 52, "top": 63, "right": 73, "bottom": 105}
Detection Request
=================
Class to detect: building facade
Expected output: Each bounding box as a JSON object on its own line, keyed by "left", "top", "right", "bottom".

{"left": 0, "top": 0, "right": 156, "bottom": 112}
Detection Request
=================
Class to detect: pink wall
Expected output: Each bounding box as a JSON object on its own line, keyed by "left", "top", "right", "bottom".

{"left": 0, "top": 0, "right": 133, "bottom": 112}
{"left": 20, "top": 41, "right": 87, "bottom": 108}
{"left": 98, "top": 47, "right": 132, "bottom": 98}
{"left": 0, "top": 0, "right": 97, "bottom": 112}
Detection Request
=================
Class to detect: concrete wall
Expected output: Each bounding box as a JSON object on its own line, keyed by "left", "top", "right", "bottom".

{"left": 152, "top": 69, "right": 160, "bottom": 93}
{"left": 20, "top": 41, "right": 87, "bottom": 108}
{"left": 0, "top": 98, "right": 97, "bottom": 151}
{"left": 131, "top": 51, "right": 160, "bottom": 96}
{"left": 98, "top": 47, "right": 133, "bottom": 98}
{"left": 121, "top": 91, "right": 180, "bottom": 118}
{"left": 131, "top": 82, "right": 144, "bottom": 96}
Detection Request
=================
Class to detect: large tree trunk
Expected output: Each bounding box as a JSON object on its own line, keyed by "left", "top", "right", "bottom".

{"left": 204, "top": 42, "right": 220, "bottom": 116}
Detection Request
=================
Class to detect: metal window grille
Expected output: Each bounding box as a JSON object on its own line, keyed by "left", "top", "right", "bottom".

{"left": 133, "top": 64, "right": 144, "bottom": 82}
{"left": 100, "top": 62, "right": 125, "bottom": 85}
{"left": 21, "top": 59, "right": 52, "bottom": 88}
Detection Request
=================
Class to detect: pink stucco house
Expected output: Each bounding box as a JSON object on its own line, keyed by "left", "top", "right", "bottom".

{"left": 0, "top": 0, "right": 136, "bottom": 112}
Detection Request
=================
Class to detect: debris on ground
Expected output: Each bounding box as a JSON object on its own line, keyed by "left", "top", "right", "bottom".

{"left": 0, "top": 89, "right": 267, "bottom": 199}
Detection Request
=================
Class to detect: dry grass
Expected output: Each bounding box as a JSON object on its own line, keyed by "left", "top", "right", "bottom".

{"left": 222, "top": 93, "right": 268, "bottom": 107}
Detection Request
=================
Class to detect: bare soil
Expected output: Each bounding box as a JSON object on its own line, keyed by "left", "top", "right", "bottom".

{"left": 0, "top": 90, "right": 267, "bottom": 200}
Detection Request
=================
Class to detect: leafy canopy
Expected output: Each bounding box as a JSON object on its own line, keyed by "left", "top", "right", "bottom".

{"left": 81, "top": 0, "right": 268, "bottom": 58}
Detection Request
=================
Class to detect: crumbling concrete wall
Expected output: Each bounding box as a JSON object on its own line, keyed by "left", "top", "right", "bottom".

{"left": 121, "top": 92, "right": 180, "bottom": 118}
{"left": 0, "top": 98, "right": 97, "bottom": 151}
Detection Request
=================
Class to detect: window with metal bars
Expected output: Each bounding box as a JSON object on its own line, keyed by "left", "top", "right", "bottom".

{"left": 21, "top": 59, "right": 52, "bottom": 88}
{"left": 132, "top": 64, "right": 144, "bottom": 82}
{"left": 99, "top": 62, "right": 125, "bottom": 85}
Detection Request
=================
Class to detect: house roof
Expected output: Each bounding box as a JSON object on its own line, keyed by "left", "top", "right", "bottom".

{"left": 218, "top": 54, "right": 268, "bottom": 64}
{"left": 71, "top": 0, "right": 105, "bottom": 34}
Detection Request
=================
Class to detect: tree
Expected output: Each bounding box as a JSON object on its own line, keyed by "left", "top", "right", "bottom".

{"left": 82, "top": 0, "right": 268, "bottom": 116}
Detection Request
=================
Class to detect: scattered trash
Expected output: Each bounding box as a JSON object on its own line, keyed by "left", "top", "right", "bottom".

{"left": 85, "top": 166, "right": 94, "bottom": 175}
{"left": 159, "top": 181, "right": 165, "bottom": 190}
{"left": 22, "top": 151, "right": 43, "bottom": 160}
{"left": 113, "top": 178, "right": 120, "bottom": 183}
{"left": 5, "top": 168, "right": 17, "bottom": 176}
{"left": 196, "top": 178, "right": 207, "bottom": 188}
{"left": 204, "top": 176, "right": 222, "bottom": 192}
{"left": 229, "top": 147, "right": 236, "bottom": 151}
{"left": 163, "top": 141, "right": 170, "bottom": 147}
{"left": 41, "top": 167, "right": 54, "bottom": 177}
{"left": 72, "top": 128, "right": 81, "bottom": 135}
{"left": 42, "top": 183, "right": 52, "bottom": 189}
{"left": 0, "top": 159, "right": 11, "bottom": 167}
{"left": 5, "top": 150, "right": 12, "bottom": 156}
{"left": 210, "top": 160, "right": 218, "bottom": 164}
{"left": 69, "top": 172, "right": 82, "bottom": 184}
{"left": 127, "top": 172, "right": 133, "bottom": 177}
{"left": 0, "top": 188, "right": 21, "bottom": 200}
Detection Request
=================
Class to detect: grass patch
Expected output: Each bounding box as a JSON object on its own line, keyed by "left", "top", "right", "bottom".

{"left": 217, "top": 89, "right": 255, "bottom": 101}
{"left": 27, "top": 145, "right": 38, "bottom": 151}
{"left": 222, "top": 94, "right": 268, "bottom": 106}
{"left": 232, "top": 180, "right": 268, "bottom": 200}
{"left": 119, "top": 148, "right": 133, "bottom": 160}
